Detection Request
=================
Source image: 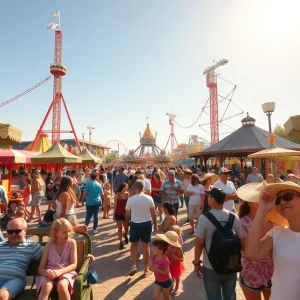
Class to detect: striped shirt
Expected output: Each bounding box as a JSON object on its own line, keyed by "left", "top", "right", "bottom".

{"left": 0, "top": 239, "right": 44, "bottom": 281}
{"left": 160, "top": 179, "right": 184, "bottom": 204}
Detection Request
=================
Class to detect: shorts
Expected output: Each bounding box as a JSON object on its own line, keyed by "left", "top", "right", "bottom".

{"left": 155, "top": 278, "right": 172, "bottom": 289}
{"left": 189, "top": 204, "right": 202, "bottom": 221}
{"left": 239, "top": 275, "right": 272, "bottom": 291}
{"left": 129, "top": 221, "right": 152, "bottom": 243}
{"left": 0, "top": 278, "right": 26, "bottom": 298}
{"left": 54, "top": 213, "right": 78, "bottom": 226}
{"left": 115, "top": 214, "right": 125, "bottom": 221}
{"left": 153, "top": 195, "right": 163, "bottom": 204}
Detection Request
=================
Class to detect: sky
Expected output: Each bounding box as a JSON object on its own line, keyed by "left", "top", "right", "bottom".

{"left": 0, "top": 0, "right": 299, "bottom": 155}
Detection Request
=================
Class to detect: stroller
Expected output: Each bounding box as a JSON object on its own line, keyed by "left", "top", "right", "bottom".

{"left": 38, "top": 209, "right": 56, "bottom": 228}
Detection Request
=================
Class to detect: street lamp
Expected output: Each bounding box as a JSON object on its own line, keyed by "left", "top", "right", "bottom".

{"left": 82, "top": 133, "right": 85, "bottom": 147}
{"left": 262, "top": 102, "right": 276, "bottom": 178}
{"left": 262, "top": 102, "right": 275, "bottom": 134}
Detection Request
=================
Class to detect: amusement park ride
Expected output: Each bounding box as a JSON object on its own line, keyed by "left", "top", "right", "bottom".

{"left": 0, "top": 11, "right": 81, "bottom": 152}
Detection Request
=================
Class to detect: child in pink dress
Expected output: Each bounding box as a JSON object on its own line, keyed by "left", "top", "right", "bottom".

{"left": 150, "top": 239, "right": 172, "bottom": 300}
{"left": 165, "top": 227, "right": 185, "bottom": 295}
{"left": 37, "top": 218, "right": 78, "bottom": 299}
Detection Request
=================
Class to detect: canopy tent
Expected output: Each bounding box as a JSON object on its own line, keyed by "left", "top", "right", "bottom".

{"left": 0, "top": 122, "right": 22, "bottom": 145}
{"left": 23, "top": 133, "right": 52, "bottom": 152}
{"left": 77, "top": 147, "right": 102, "bottom": 164}
{"left": 30, "top": 142, "right": 82, "bottom": 164}
{"left": 248, "top": 147, "right": 300, "bottom": 159}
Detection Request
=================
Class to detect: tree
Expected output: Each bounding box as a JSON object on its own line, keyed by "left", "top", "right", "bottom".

{"left": 104, "top": 152, "right": 117, "bottom": 163}
{"left": 273, "top": 124, "right": 300, "bottom": 144}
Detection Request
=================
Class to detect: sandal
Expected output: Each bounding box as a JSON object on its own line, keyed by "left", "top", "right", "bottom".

{"left": 143, "top": 271, "right": 153, "bottom": 278}
{"left": 128, "top": 265, "right": 138, "bottom": 276}
{"left": 173, "top": 289, "right": 179, "bottom": 295}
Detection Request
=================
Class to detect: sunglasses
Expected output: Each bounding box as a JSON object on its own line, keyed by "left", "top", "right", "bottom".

{"left": 275, "top": 192, "right": 300, "bottom": 205}
{"left": 7, "top": 228, "right": 25, "bottom": 235}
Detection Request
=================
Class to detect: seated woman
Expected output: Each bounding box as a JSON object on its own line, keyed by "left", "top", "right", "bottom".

{"left": 158, "top": 202, "right": 177, "bottom": 232}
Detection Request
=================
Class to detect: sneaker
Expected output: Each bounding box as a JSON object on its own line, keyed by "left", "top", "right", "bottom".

{"left": 93, "top": 229, "right": 97, "bottom": 234}
{"left": 137, "top": 254, "right": 143, "bottom": 261}
{"left": 124, "top": 234, "right": 129, "bottom": 244}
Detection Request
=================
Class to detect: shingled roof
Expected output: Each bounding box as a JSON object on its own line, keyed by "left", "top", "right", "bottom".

{"left": 190, "top": 113, "right": 300, "bottom": 159}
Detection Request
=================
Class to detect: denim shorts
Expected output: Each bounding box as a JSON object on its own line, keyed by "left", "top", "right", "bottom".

{"left": 239, "top": 274, "right": 272, "bottom": 291}
{"left": 129, "top": 221, "right": 152, "bottom": 243}
{"left": 153, "top": 195, "right": 163, "bottom": 204}
{"left": 0, "top": 278, "right": 26, "bottom": 298}
{"left": 155, "top": 278, "right": 172, "bottom": 289}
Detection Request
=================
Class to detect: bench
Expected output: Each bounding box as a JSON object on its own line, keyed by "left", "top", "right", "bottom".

{"left": 19, "top": 228, "right": 93, "bottom": 300}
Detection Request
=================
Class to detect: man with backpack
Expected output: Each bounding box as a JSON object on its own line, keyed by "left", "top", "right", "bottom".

{"left": 193, "top": 188, "right": 242, "bottom": 300}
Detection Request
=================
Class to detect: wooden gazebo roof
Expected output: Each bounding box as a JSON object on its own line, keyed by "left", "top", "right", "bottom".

{"left": 190, "top": 113, "right": 300, "bottom": 161}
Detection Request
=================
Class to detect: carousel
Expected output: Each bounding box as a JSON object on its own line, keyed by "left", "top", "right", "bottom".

{"left": 123, "top": 123, "right": 172, "bottom": 164}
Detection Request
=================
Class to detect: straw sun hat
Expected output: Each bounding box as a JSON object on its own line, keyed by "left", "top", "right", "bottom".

{"left": 199, "top": 173, "right": 219, "bottom": 184}
{"left": 237, "top": 181, "right": 300, "bottom": 227}
{"left": 154, "top": 231, "right": 181, "bottom": 248}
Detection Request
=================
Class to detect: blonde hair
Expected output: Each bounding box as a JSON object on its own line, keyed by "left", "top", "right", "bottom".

{"left": 50, "top": 218, "right": 74, "bottom": 242}
{"left": 170, "top": 225, "right": 182, "bottom": 237}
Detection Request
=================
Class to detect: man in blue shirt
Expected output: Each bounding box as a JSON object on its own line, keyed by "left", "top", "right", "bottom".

{"left": 113, "top": 167, "right": 128, "bottom": 193}
{"left": 83, "top": 172, "right": 104, "bottom": 234}
{"left": 0, "top": 218, "right": 44, "bottom": 299}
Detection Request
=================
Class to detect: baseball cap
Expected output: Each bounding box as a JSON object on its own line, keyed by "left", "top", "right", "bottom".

{"left": 205, "top": 188, "right": 225, "bottom": 199}
{"left": 219, "top": 167, "right": 231, "bottom": 174}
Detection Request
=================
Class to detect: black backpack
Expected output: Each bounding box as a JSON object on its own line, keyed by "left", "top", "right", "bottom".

{"left": 204, "top": 211, "right": 242, "bottom": 275}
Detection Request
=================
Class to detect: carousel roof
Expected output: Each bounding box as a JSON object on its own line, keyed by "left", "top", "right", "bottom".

{"left": 142, "top": 124, "right": 154, "bottom": 138}
{"left": 190, "top": 113, "right": 300, "bottom": 158}
{"left": 23, "top": 134, "right": 52, "bottom": 152}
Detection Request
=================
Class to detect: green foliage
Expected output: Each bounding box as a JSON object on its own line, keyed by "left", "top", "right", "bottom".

{"left": 104, "top": 152, "right": 117, "bottom": 163}
{"left": 273, "top": 124, "right": 300, "bottom": 144}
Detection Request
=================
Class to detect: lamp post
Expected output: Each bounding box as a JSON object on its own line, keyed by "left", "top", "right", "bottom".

{"left": 262, "top": 102, "right": 276, "bottom": 178}
{"left": 82, "top": 133, "right": 85, "bottom": 148}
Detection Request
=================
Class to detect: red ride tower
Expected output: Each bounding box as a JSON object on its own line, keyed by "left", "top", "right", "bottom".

{"left": 30, "top": 16, "right": 81, "bottom": 152}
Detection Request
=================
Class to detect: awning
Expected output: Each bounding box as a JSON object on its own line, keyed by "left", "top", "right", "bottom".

{"left": 0, "top": 148, "right": 40, "bottom": 164}
{"left": 0, "top": 122, "right": 22, "bottom": 145}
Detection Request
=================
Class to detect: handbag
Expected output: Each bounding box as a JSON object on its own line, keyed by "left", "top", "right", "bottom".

{"left": 87, "top": 257, "right": 98, "bottom": 284}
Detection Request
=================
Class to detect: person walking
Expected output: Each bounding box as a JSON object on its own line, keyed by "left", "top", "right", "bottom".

{"left": 125, "top": 180, "right": 157, "bottom": 277}
{"left": 194, "top": 188, "right": 241, "bottom": 300}
{"left": 160, "top": 170, "right": 184, "bottom": 215}
{"left": 83, "top": 172, "right": 103, "bottom": 234}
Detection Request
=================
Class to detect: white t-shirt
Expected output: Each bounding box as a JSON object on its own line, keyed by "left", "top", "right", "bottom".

{"left": 125, "top": 193, "right": 155, "bottom": 223}
{"left": 144, "top": 179, "right": 152, "bottom": 193}
{"left": 187, "top": 184, "right": 204, "bottom": 205}
{"left": 267, "top": 227, "right": 300, "bottom": 300}
{"left": 213, "top": 179, "right": 236, "bottom": 211}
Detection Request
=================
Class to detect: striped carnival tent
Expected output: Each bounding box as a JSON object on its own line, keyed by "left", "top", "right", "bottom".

{"left": 0, "top": 148, "right": 40, "bottom": 164}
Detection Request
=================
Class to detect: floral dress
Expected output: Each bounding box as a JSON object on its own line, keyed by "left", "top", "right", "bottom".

{"left": 240, "top": 215, "right": 274, "bottom": 288}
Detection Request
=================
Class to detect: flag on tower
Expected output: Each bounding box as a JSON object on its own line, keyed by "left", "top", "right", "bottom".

{"left": 47, "top": 23, "right": 59, "bottom": 30}
{"left": 52, "top": 10, "right": 60, "bottom": 17}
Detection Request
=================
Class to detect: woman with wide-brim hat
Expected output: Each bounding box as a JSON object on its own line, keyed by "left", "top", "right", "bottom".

{"left": 245, "top": 181, "right": 300, "bottom": 300}
{"left": 237, "top": 181, "right": 274, "bottom": 300}
{"left": 199, "top": 173, "right": 218, "bottom": 213}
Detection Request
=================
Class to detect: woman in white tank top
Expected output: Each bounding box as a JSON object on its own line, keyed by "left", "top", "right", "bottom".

{"left": 53, "top": 176, "right": 77, "bottom": 226}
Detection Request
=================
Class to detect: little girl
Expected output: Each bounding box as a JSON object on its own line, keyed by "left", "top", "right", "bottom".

{"left": 37, "top": 218, "right": 78, "bottom": 300}
{"left": 164, "top": 229, "right": 185, "bottom": 295}
{"left": 150, "top": 238, "right": 172, "bottom": 300}
{"left": 103, "top": 182, "right": 111, "bottom": 219}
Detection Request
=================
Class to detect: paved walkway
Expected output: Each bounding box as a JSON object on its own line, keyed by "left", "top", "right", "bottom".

{"left": 79, "top": 204, "right": 247, "bottom": 300}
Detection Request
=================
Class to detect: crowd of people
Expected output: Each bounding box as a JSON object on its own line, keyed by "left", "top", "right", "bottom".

{"left": 0, "top": 163, "right": 299, "bottom": 299}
